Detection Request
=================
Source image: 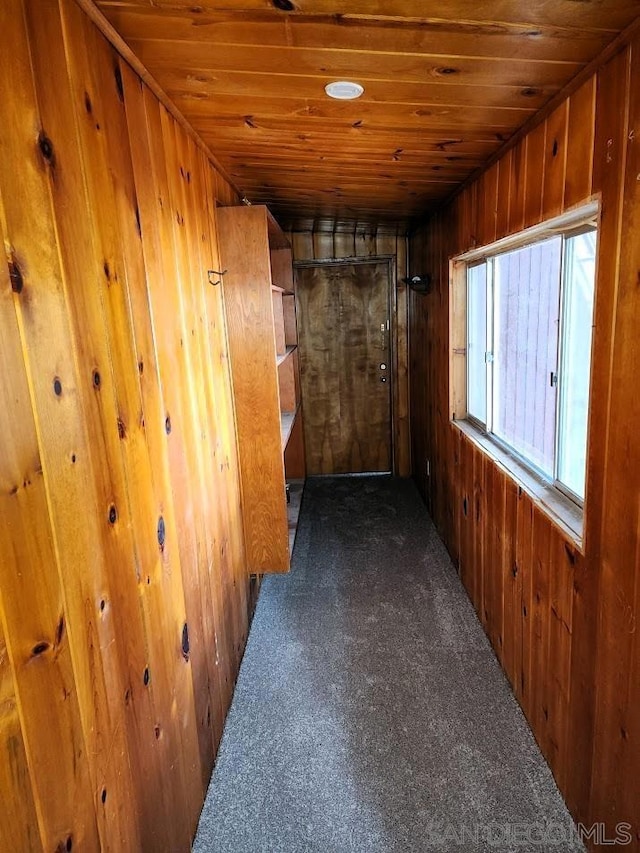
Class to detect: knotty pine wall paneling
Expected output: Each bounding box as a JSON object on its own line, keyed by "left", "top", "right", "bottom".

{"left": 0, "top": 0, "right": 249, "bottom": 849}
{"left": 409, "top": 37, "right": 640, "bottom": 848}
{"left": 285, "top": 226, "right": 410, "bottom": 476}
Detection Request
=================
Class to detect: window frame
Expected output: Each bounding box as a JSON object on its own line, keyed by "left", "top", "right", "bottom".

{"left": 552, "top": 224, "right": 598, "bottom": 507}
{"left": 449, "top": 202, "right": 599, "bottom": 542}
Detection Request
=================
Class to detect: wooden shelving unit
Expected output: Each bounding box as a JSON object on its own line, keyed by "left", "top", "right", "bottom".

{"left": 217, "top": 204, "right": 305, "bottom": 573}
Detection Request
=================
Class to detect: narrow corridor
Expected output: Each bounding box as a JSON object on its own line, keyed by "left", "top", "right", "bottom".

{"left": 194, "top": 477, "right": 582, "bottom": 853}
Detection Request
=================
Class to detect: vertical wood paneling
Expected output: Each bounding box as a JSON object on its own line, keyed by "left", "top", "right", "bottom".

{"left": 523, "top": 121, "right": 546, "bottom": 228}
{"left": 1, "top": 1, "right": 139, "bottom": 845}
{"left": 478, "top": 163, "right": 498, "bottom": 246}
{"left": 0, "top": 0, "right": 250, "bottom": 848}
{"left": 501, "top": 479, "right": 519, "bottom": 688}
{"left": 0, "top": 619, "right": 41, "bottom": 853}
{"left": 543, "top": 102, "right": 568, "bottom": 219}
{"left": 0, "top": 208, "right": 99, "bottom": 852}
{"left": 333, "top": 231, "right": 356, "bottom": 258}
{"left": 495, "top": 151, "right": 512, "bottom": 239}
{"left": 54, "top": 5, "right": 193, "bottom": 844}
{"left": 409, "top": 35, "right": 640, "bottom": 850}
{"left": 84, "top": 37, "right": 202, "bottom": 841}
{"left": 123, "top": 73, "right": 220, "bottom": 805}
{"left": 591, "top": 41, "right": 639, "bottom": 841}
{"left": 564, "top": 77, "right": 596, "bottom": 210}
{"left": 508, "top": 138, "right": 527, "bottom": 234}
{"left": 515, "top": 489, "right": 533, "bottom": 705}
{"left": 578, "top": 48, "right": 631, "bottom": 834}
{"left": 312, "top": 231, "right": 334, "bottom": 259}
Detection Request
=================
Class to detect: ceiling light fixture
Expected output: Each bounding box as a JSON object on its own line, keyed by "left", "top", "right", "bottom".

{"left": 324, "top": 81, "right": 364, "bottom": 100}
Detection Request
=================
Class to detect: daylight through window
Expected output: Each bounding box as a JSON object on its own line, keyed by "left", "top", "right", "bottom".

{"left": 465, "top": 226, "right": 597, "bottom": 504}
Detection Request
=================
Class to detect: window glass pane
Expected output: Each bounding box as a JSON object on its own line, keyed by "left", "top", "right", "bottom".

{"left": 467, "top": 263, "right": 487, "bottom": 424}
{"left": 492, "top": 237, "right": 562, "bottom": 477}
{"left": 557, "top": 230, "right": 596, "bottom": 500}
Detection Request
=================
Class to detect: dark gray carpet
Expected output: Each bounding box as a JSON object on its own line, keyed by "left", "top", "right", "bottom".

{"left": 193, "top": 476, "right": 584, "bottom": 853}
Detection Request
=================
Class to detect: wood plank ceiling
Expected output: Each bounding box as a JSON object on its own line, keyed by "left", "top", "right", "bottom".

{"left": 96, "top": 1, "right": 640, "bottom": 228}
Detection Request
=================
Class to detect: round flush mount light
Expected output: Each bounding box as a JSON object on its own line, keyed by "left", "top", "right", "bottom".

{"left": 324, "top": 81, "right": 364, "bottom": 100}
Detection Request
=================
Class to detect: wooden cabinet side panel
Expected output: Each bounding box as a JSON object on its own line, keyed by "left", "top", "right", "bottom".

{"left": 218, "top": 207, "right": 289, "bottom": 573}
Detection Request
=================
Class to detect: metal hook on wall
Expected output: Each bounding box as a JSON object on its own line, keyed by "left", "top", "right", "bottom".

{"left": 208, "top": 269, "right": 227, "bottom": 286}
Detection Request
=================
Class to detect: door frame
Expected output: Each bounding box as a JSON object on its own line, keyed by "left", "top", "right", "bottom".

{"left": 293, "top": 255, "right": 396, "bottom": 474}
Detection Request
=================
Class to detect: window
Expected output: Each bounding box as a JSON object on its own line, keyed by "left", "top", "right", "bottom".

{"left": 461, "top": 220, "right": 597, "bottom": 505}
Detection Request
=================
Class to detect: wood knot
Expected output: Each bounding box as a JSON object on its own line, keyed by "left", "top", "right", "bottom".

{"left": 8, "top": 259, "right": 24, "bottom": 294}
{"left": 181, "top": 622, "right": 190, "bottom": 661}
{"left": 165, "top": 414, "right": 172, "bottom": 435}
{"left": 37, "top": 131, "right": 55, "bottom": 165}
{"left": 272, "top": 0, "right": 296, "bottom": 10}
{"left": 114, "top": 65, "right": 124, "bottom": 102}
{"left": 143, "top": 666, "right": 150, "bottom": 686}
{"left": 92, "top": 369, "right": 101, "bottom": 389}
{"left": 32, "top": 641, "right": 50, "bottom": 657}
{"left": 53, "top": 377, "right": 63, "bottom": 397}
{"left": 55, "top": 616, "right": 65, "bottom": 646}
{"left": 157, "top": 516, "right": 166, "bottom": 550}
{"left": 108, "top": 504, "right": 117, "bottom": 525}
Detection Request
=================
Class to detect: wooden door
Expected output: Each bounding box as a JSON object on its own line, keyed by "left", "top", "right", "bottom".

{"left": 296, "top": 261, "right": 392, "bottom": 474}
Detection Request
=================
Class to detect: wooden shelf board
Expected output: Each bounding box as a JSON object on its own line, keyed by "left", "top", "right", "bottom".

{"left": 276, "top": 344, "right": 297, "bottom": 366}
{"left": 280, "top": 406, "right": 300, "bottom": 451}
{"left": 287, "top": 478, "right": 305, "bottom": 556}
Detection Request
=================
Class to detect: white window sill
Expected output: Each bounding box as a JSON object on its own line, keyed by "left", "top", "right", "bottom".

{"left": 453, "top": 418, "right": 584, "bottom": 549}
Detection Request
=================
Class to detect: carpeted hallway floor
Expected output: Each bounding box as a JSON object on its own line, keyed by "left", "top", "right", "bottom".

{"left": 193, "top": 476, "right": 584, "bottom": 853}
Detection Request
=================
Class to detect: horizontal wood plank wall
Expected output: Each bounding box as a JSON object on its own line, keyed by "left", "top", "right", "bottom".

{"left": 284, "top": 226, "right": 410, "bottom": 476}
{"left": 409, "top": 37, "right": 640, "bottom": 849}
{"left": 0, "top": 0, "right": 248, "bottom": 849}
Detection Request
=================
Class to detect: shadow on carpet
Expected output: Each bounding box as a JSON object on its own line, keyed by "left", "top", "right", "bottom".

{"left": 193, "top": 476, "right": 584, "bottom": 853}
